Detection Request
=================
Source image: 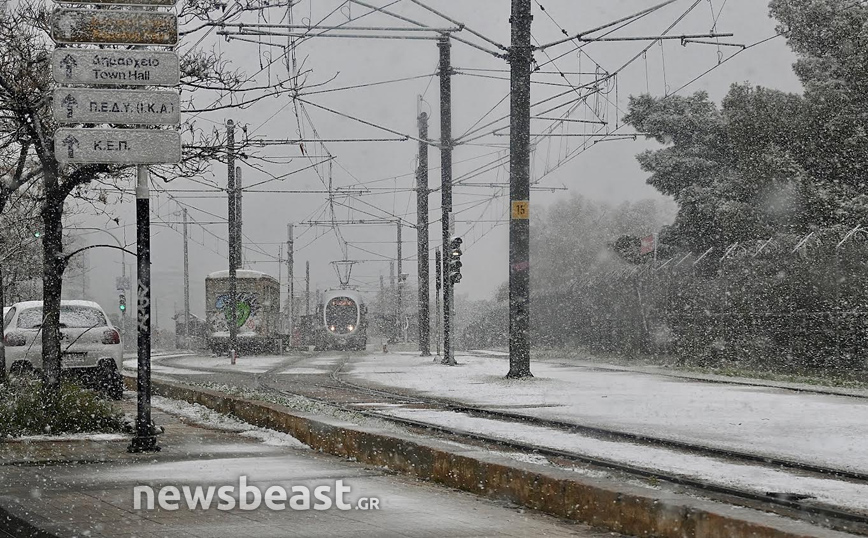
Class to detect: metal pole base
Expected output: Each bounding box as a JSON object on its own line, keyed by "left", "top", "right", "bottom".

{"left": 127, "top": 435, "right": 161, "bottom": 453}
{"left": 505, "top": 366, "right": 533, "bottom": 379}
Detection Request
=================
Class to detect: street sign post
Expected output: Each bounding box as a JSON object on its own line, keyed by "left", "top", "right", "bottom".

{"left": 49, "top": 0, "right": 180, "bottom": 456}
{"left": 55, "top": 128, "right": 181, "bottom": 165}
{"left": 52, "top": 50, "right": 180, "bottom": 86}
{"left": 51, "top": 9, "right": 178, "bottom": 45}
{"left": 53, "top": 88, "right": 179, "bottom": 125}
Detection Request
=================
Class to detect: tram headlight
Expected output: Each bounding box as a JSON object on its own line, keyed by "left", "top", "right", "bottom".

{"left": 329, "top": 325, "right": 336, "bottom": 332}
{"left": 347, "top": 324, "right": 355, "bottom": 331}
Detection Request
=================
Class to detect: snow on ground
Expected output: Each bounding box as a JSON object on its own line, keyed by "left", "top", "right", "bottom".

{"left": 122, "top": 358, "right": 212, "bottom": 375}
{"left": 346, "top": 353, "right": 868, "bottom": 474}
{"left": 471, "top": 349, "right": 509, "bottom": 357}
{"left": 8, "top": 433, "right": 128, "bottom": 442}
{"left": 151, "top": 395, "right": 307, "bottom": 449}
{"left": 124, "top": 354, "right": 291, "bottom": 375}
{"left": 279, "top": 368, "right": 330, "bottom": 375}
{"left": 378, "top": 407, "right": 868, "bottom": 512}
{"left": 163, "top": 355, "right": 289, "bottom": 374}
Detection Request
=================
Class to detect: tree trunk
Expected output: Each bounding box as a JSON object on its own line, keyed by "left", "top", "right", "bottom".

{"left": 41, "top": 190, "right": 65, "bottom": 392}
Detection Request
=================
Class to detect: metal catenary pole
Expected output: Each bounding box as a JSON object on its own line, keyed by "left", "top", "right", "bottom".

{"left": 287, "top": 224, "right": 294, "bottom": 343}
{"left": 121, "top": 241, "right": 126, "bottom": 350}
{"left": 435, "top": 247, "right": 442, "bottom": 357}
{"left": 305, "top": 261, "right": 310, "bottom": 316}
{"left": 183, "top": 208, "right": 190, "bottom": 348}
{"left": 417, "top": 109, "right": 430, "bottom": 355}
{"left": 227, "top": 119, "right": 238, "bottom": 360}
{"left": 438, "top": 35, "right": 456, "bottom": 366}
{"left": 389, "top": 260, "right": 395, "bottom": 341}
{"left": 235, "top": 166, "right": 243, "bottom": 267}
{"left": 396, "top": 218, "right": 402, "bottom": 340}
{"left": 507, "top": 0, "right": 533, "bottom": 379}
{"left": 129, "top": 165, "right": 159, "bottom": 452}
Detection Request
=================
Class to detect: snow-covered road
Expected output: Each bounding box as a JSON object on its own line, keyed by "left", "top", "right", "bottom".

{"left": 345, "top": 352, "right": 868, "bottom": 474}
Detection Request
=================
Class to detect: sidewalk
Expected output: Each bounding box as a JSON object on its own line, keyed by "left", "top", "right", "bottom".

{"left": 0, "top": 395, "right": 612, "bottom": 538}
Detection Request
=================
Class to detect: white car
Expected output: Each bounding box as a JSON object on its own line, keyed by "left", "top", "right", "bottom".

{"left": 3, "top": 300, "right": 123, "bottom": 399}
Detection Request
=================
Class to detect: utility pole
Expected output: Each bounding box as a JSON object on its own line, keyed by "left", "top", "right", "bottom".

{"left": 129, "top": 165, "right": 158, "bottom": 453}
{"left": 389, "top": 261, "right": 395, "bottom": 342}
{"left": 438, "top": 35, "right": 456, "bottom": 366}
{"left": 286, "top": 224, "right": 295, "bottom": 346}
{"left": 227, "top": 119, "right": 238, "bottom": 360}
{"left": 183, "top": 208, "right": 190, "bottom": 349}
{"left": 305, "top": 261, "right": 310, "bottom": 316}
{"left": 396, "top": 219, "right": 402, "bottom": 342}
{"left": 435, "top": 248, "right": 441, "bottom": 357}
{"left": 417, "top": 107, "right": 430, "bottom": 355}
{"left": 235, "top": 166, "right": 243, "bottom": 268}
{"left": 507, "top": 0, "right": 534, "bottom": 379}
{"left": 121, "top": 242, "right": 127, "bottom": 350}
{"left": 277, "top": 243, "right": 282, "bottom": 348}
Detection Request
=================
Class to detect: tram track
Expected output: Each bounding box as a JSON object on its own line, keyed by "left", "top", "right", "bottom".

{"left": 153, "top": 350, "right": 868, "bottom": 535}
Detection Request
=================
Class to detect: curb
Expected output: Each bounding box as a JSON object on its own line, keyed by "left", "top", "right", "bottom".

{"left": 127, "top": 376, "right": 855, "bottom": 538}
{"left": 0, "top": 500, "right": 60, "bottom": 538}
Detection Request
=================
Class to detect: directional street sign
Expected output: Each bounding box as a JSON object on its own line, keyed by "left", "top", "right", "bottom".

{"left": 51, "top": 9, "right": 178, "bottom": 45}
{"left": 55, "top": 128, "right": 181, "bottom": 165}
{"left": 52, "top": 50, "right": 180, "bottom": 86}
{"left": 53, "top": 88, "right": 179, "bottom": 125}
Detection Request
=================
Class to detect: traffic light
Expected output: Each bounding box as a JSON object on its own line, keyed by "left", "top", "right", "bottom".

{"left": 448, "top": 237, "right": 463, "bottom": 284}
{"left": 32, "top": 230, "right": 42, "bottom": 238}
{"left": 119, "top": 293, "right": 126, "bottom": 313}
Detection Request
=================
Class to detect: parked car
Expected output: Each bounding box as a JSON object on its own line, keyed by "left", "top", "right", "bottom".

{"left": 3, "top": 300, "right": 124, "bottom": 399}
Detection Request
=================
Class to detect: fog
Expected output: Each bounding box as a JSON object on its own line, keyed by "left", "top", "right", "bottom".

{"left": 66, "top": 1, "right": 802, "bottom": 328}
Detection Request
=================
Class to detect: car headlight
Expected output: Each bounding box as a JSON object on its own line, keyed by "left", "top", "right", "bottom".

{"left": 329, "top": 325, "right": 336, "bottom": 332}
{"left": 347, "top": 324, "right": 354, "bottom": 331}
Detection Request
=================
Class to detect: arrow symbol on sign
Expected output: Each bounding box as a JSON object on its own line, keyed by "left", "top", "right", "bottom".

{"left": 59, "top": 54, "right": 77, "bottom": 78}
{"left": 61, "top": 93, "right": 77, "bottom": 119}
{"left": 61, "top": 134, "right": 79, "bottom": 159}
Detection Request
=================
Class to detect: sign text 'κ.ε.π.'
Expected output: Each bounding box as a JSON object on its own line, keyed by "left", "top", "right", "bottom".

{"left": 55, "top": 128, "right": 181, "bottom": 165}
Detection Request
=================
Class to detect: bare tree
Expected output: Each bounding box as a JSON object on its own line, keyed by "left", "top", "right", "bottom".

{"left": 0, "top": 0, "right": 299, "bottom": 391}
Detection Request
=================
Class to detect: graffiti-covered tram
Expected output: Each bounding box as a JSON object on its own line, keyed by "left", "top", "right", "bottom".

{"left": 205, "top": 269, "right": 281, "bottom": 353}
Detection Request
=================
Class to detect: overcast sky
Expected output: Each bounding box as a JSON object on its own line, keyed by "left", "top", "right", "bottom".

{"left": 67, "top": 0, "right": 804, "bottom": 328}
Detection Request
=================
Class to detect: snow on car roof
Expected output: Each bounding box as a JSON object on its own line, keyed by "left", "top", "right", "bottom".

{"left": 10, "top": 300, "right": 106, "bottom": 310}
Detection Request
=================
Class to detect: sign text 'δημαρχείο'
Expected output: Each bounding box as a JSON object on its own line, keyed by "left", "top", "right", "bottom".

{"left": 52, "top": 50, "right": 180, "bottom": 86}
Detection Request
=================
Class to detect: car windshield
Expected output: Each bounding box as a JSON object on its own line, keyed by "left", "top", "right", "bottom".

{"left": 16, "top": 306, "right": 107, "bottom": 329}
{"left": 3, "top": 307, "right": 14, "bottom": 330}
